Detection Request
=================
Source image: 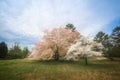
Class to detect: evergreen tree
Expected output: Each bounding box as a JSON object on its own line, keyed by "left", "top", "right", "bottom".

{"left": 111, "top": 26, "right": 120, "bottom": 47}
{"left": 0, "top": 42, "right": 8, "bottom": 59}
{"left": 65, "top": 23, "right": 76, "bottom": 31}
{"left": 94, "top": 31, "right": 110, "bottom": 48}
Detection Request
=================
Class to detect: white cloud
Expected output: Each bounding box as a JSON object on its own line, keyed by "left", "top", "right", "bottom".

{"left": 2, "top": 0, "right": 93, "bottom": 38}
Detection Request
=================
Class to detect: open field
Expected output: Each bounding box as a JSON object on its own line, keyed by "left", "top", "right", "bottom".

{"left": 0, "top": 58, "right": 120, "bottom": 80}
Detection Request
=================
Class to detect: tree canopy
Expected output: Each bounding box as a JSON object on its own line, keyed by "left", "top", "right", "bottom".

{"left": 94, "top": 31, "right": 109, "bottom": 48}
{"left": 111, "top": 26, "right": 120, "bottom": 47}
{"left": 65, "top": 23, "right": 76, "bottom": 31}
{"left": 94, "top": 26, "right": 120, "bottom": 59}
{"left": 29, "top": 27, "right": 80, "bottom": 60}
{"left": 0, "top": 41, "right": 8, "bottom": 59}
{"left": 8, "top": 43, "right": 29, "bottom": 59}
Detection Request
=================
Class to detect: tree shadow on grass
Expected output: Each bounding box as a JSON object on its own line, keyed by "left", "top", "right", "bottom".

{"left": 30, "top": 59, "right": 120, "bottom": 71}
{"left": 31, "top": 59, "right": 76, "bottom": 65}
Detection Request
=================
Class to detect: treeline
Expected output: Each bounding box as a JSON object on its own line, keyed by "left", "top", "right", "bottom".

{"left": 0, "top": 42, "right": 29, "bottom": 59}
{"left": 0, "top": 25, "right": 120, "bottom": 60}
{"left": 94, "top": 26, "right": 120, "bottom": 59}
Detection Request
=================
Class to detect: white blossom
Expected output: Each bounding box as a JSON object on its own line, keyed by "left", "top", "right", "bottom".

{"left": 65, "top": 36, "right": 104, "bottom": 61}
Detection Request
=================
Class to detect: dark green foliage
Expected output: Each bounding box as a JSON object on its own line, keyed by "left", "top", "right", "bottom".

{"left": 106, "top": 47, "right": 120, "bottom": 58}
{"left": 94, "top": 31, "right": 110, "bottom": 48}
{"left": 105, "top": 26, "right": 120, "bottom": 59}
{"left": 95, "top": 26, "right": 120, "bottom": 59}
{"left": 65, "top": 23, "right": 76, "bottom": 31}
{"left": 0, "top": 42, "right": 8, "bottom": 59}
{"left": 8, "top": 43, "right": 29, "bottom": 59}
{"left": 22, "top": 47, "right": 29, "bottom": 58}
{"left": 111, "top": 26, "right": 120, "bottom": 47}
{"left": 8, "top": 43, "right": 22, "bottom": 59}
{"left": 94, "top": 31, "right": 105, "bottom": 42}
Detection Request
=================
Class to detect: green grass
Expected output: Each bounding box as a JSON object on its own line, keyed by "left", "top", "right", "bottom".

{"left": 0, "top": 58, "right": 120, "bottom": 80}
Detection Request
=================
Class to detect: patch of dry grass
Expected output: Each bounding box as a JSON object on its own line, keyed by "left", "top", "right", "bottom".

{"left": 0, "top": 58, "right": 120, "bottom": 80}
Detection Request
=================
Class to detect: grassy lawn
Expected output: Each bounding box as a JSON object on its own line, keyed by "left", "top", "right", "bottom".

{"left": 0, "top": 58, "right": 120, "bottom": 80}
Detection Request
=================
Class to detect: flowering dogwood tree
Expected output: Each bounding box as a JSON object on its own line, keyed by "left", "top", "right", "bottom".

{"left": 29, "top": 27, "right": 80, "bottom": 60}
{"left": 65, "top": 36, "right": 104, "bottom": 63}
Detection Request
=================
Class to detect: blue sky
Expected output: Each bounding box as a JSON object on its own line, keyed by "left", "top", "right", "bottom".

{"left": 0, "top": 0, "right": 120, "bottom": 50}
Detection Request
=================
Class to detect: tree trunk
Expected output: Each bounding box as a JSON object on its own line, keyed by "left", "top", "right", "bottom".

{"left": 85, "top": 57, "right": 88, "bottom": 65}
{"left": 84, "top": 54, "right": 88, "bottom": 65}
{"left": 54, "top": 52, "right": 59, "bottom": 61}
{"left": 53, "top": 46, "right": 59, "bottom": 61}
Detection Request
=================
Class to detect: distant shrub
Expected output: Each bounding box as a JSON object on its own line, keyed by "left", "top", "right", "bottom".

{"left": 22, "top": 47, "right": 29, "bottom": 58}
{"left": 7, "top": 43, "right": 29, "bottom": 59}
